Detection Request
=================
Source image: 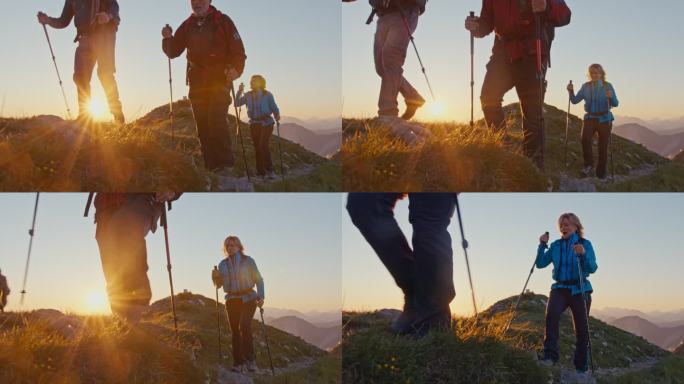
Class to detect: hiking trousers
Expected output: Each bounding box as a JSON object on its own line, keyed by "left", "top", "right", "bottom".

{"left": 225, "top": 298, "right": 258, "bottom": 366}
{"left": 347, "top": 193, "right": 456, "bottom": 317}
{"left": 95, "top": 195, "right": 160, "bottom": 320}
{"left": 189, "top": 84, "right": 235, "bottom": 171}
{"left": 0, "top": 292, "right": 6, "bottom": 312}
{"left": 374, "top": 11, "right": 424, "bottom": 117}
{"left": 581, "top": 119, "right": 612, "bottom": 179}
{"left": 74, "top": 29, "right": 123, "bottom": 119}
{"left": 543, "top": 288, "right": 592, "bottom": 371}
{"left": 250, "top": 123, "right": 274, "bottom": 176}
{"left": 481, "top": 53, "right": 547, "bottom": 169}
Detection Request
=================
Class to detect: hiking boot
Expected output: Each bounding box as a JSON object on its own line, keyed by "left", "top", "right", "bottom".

{"left": 538, "top": 357, "right": 555, "bottom": 367}
{"left": 246, "top": 360, "right": 257, "bottom": 372}
{"left": 230, "top": 364, "right": 244, "bottom": 373}
{"left": 215, "top": 167, "right": 234, "bottom": 178}
{"left": 113, "top": 112, "right": 126, "bottom": 126}
{"left": 376, "top": 115, "right": 431, "bottom": 146}
{"left": 390, "top": 293, "right": 418, "bottom": 335}
{"left": 408, "top": 307, "right": 452, "bottom": 338}
{"left": 266, "top": 172, "right": 277, "bottom": 180}
{"left": 401, "top": 99, "right": 425, "bottom": 121}
{"left": 580, "top": 165, "right": 594, "bottom": 177}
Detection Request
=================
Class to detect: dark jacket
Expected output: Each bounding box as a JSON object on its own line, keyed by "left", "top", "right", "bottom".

{"left": 48, "top": 0, "right": 120, "bottom": 39}
{"left": 473, "top": 0, "right": 571, "bottom": 64}
{"left": 163, "top": 6, "right": 247, "bottom": 88}
{"left": 93, "top": 193, "right": 181, "bottom": 233}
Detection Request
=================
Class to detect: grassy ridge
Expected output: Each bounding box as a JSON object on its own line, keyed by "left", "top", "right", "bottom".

{"left": 342, "top": 293, "right": 683, "bottom": 384}
{"left": 0, "top": 292, "right": 339, "bottom": 383}
{"left": 342, "top": 104, "right": 684, "bottom": 192}
{"left": 0, "top": 100, "right": 340, "bottom": 191}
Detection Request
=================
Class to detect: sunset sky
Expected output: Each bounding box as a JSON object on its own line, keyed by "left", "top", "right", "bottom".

{"left": 343, "top": 0, "right": 684, "bottom": 122}
{"left": 0, "top": 193, "right": 342, "bottom": 315}
{"left": 343, "top": 193, "right": 684, "bottom": 316}
{"left": 0, "top": 1, "right": 341, "bottom": 121}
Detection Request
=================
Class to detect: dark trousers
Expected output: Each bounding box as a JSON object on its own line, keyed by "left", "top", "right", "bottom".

{"left": 481, "top": 54, "right": 547, "bottom": 169}
{"left": 0, "top": 292, "right": 6, "bottom": 312}
{"left": 543, "top": 288, "right": 592, "bottom": 371}
{"left": 226, "top": 298, "right": 258, "bottom": 366}
{"left": 250, "top": 123, "right": 274, "bottom": 176}
{"left": 347, "top": 193, "right": 456, "bottom": 316}
{"left": 74, "top": 30, "right": 123, "bottom": 118}
{"left": 581, "top": 119, "right": 612, "bottom": 178}
{"left": 189, "top": 85, "right": 235, "bottom": 171}
{"left": 95, "top": 195, "right": 160, "bottom": 319}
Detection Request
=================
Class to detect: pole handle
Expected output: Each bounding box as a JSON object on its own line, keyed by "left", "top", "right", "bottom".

{"left": 470, "top": 11, "right": 475, "bottom": 17}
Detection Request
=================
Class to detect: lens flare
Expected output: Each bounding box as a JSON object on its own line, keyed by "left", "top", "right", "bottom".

{"left": 87, "top": 99, "right": 110, "bottom": 121}
{"left": 428, "top": 100, "right": 446, "bottom": 118}
{"left": 85, "top": 291, "right": 109, "bottom": 314}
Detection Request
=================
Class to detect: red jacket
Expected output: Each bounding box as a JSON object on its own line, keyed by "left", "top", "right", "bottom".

{"left": 163, "top": 6, "right": 246, "bottom": 87}
{"left": 474, "top": 0, "right": 571, "bottom": 65}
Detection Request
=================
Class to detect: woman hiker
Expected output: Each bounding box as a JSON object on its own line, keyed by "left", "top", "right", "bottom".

{"left": 536, "top": 213, "right": 598, "bottom": 375}
{"left": 212, "top": 236, "right": 265, "bottom": 373}
{"left": 235, "top": 75, "right": 281, "bottom": 180}
{"left": 568, "top": 64, "right": 619, "bottom": 179}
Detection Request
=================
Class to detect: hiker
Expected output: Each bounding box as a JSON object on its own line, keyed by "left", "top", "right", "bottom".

{"left": 92, "top": 193, "right": 181, "bottom": 322}
{"left": 37, "top": 0, "right": 125, "bottom": 125}
{"left": 347, "top": 193, "right": 456, "bottom": 336}
{"left": 0, "top": 269, "right": 9, "bottom": 313}
{"left": 344, "top": 0, "right": 431, "bottom": 145}
{"left": 536, "top": 213, "right": 597, "bottom": 374}
{"left": 162, "top": 0, "right": 246, "bottom": 176}
{"left": 465, "top": 0, "right": 572, "bottom": 169}
{"left": 568, "top": 64, "right": 619, "bottom": 179}
{"left": 212, "top": 236, "right": 265, "bottom": 373}
{"left": 235, "top": 75, "right": 281, "bottom": 179}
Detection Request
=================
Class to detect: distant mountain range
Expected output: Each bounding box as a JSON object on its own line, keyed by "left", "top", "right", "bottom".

{"left": 278, "top": 122, "right": 340, "bottom": 158}
{"left": 609, "top": 315, "right": 684, "bottom": 351}
{"left": 614, "top": 115, "right": 684, "bottom": 135}
{"left": 613, "top": 123, "right": 684, "bottom": 159}
{"left": 267, "top": 315, "right": 341, "bottom": 351}
{"left": 593, "top": 307, "right": 684, "bottom": 327}
{"left": 263, "top": 307, "right": 340, "bottom": 328}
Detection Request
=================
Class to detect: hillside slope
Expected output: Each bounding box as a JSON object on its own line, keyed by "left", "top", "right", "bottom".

{"left": 0, "top": 292, "right": 340, "bottom": 384}
{"left": 0, "top": 100, "right": 340, "bottom": 192}
{"left": 613, "top": 123, "right": 684, "bottom": 159}
{"left": 342, "top": 292, "right": 684, "bottom": 383}
{"left": 269, "top": 316, "right": 341, "bottom": 351}
{"left": 342, "top": 104, "right": 684, "bottom": 192}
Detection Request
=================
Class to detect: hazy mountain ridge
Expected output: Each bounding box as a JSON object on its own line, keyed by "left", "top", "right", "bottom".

{"left": 609, "top": 315, "right": 684, "bottom": 351}
{"left": 613, "top": 123, "right": 684, "bottom": 159}
{"left": 267, "top": 316, "right": 341, "bottom": 351}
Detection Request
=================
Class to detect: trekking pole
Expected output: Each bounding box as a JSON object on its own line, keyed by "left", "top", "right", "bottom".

{"left": 83, "top": 192, "right": 95, "bottom": 218}
{"left": 576, "top": 254, "right": 596, "bottom": 374}
{"left": 213, "top": 266, "right": 222, "bottom": 360}
{"left": 160, "top": 205, "right": 180, "bottom": 344}
{"left": 399, "top": 10, "right": 435, "bottom": 101}
{"left": 502, "top": 232, "right": 548, "bottom": 336}
{"left": 275, "top": 121, "right": 286, "bottom": 182}
{"left": 20, "top": 193, "right": 40, "bottom": 306}
{"left": 534, "top": 13, "right": 546, "bottom": 170}
{"left": 259, "top": 307, "right": 275, "bottom": 376}
{"left": 455, "top": 195, "right": 478, "bottom": 320}
{"left": 564, "top": 81, "right": 572, "bottom": 169}
{"left": 229, "top": 85, "right": 252, "bottom": 183}
{"left": 41, "top": 24, "right": 72, "bottom": 120}
{"left": 165, "top": 25, "right": 175, "bottom": 144}
{"left": 469, "top": 11, "right": 475, "bottom": 128}
{"left": 606, "top": 85, "right": 615, "bottom": 181}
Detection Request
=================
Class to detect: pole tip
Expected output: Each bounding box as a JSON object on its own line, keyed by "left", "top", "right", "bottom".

{"left": 470, "top": 11, "right": 475, "bottom": 16}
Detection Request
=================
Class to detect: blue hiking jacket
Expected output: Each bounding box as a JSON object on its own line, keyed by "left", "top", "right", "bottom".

{"left": 49, "top": 0, "right": 121, "bottom": 33}
{"left": 536, "top": 233, "right": 597, "bottom": 295}
{"left": 570, "top": 80, "right": 619, "bottom": 124}
{"left": 217, "top": 252, "right": 264, "bottom": 303}
{"left": 235, "top": 90, "right": 280, "bottom": 127}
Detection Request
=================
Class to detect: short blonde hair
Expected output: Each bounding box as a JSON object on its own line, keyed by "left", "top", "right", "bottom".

{"left": 250, "top": 75, "right": 267, "bottom": 91}
{"left": 223, "top": 236, "right": 245, "bottom": 255}
{"left": 558, "top": 213, "right": 584, "bottom": 238}
{"left": 587, "top": 64, "right": 606, "bottom": 82}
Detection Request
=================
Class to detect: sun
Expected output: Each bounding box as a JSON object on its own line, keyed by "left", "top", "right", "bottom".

{"left": 87, "top": 98, "right": 110, "bottom": 121}
{"left": 85, "top": 291, "right": 110, "bottom": 314}
{"left": 427, "top": 100, "right": 447, "bottom": 118}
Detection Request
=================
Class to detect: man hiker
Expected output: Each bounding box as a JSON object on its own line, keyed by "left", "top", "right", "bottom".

{"left": 92, "top": 193, "right": 180, "bottom": 322}
{"left": 536, "top": 213, "right": 597, "bottom": 375}
{"left": 465, "top": 0, "right": 571, "bottom": 169}
{"left": 37, "top": 0, "right": 125, "bottom": 125}
{"left": 347, "top": 193, "right": 457, "bottom": 336}
{"left": 162, "top": 0, "right": 247, "bottom": 176}
{"left": 343, "top": 0, "right": 431, "bottom": 146}
{"left": 0, "top": 269, "right": 10, "bottom": 313}
{"left": 212, "top": 236, "right": 265, "bottom": 373}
